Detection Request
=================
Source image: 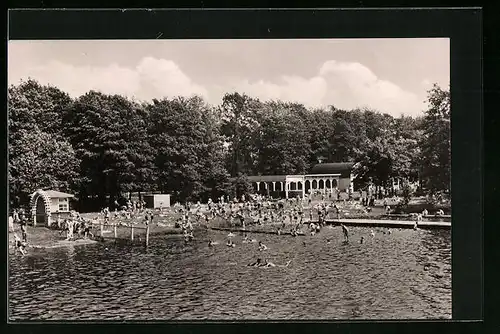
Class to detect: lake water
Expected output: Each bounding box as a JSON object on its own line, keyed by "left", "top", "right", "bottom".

{"left": 9, "top": 226, "right": 451, "bottom": 320}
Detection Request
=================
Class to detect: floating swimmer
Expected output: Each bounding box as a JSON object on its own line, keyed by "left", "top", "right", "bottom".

{"left": 248, "top": 258, "right": 262, "bottom": 267}
{"left": 258, "top": 241, "right": 268, "bottom": 251}
{"left": 370, "top": 230, "right": 375, "bottom": 238}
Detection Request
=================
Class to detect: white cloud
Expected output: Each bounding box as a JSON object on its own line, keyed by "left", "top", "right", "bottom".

{"left": 10, "top": 56, "right": 426, "bottom": 116}
{"left": 233, "top": 76, "right": 327, "bottom": 107}
{"left": 10, "top": 57, "right": 208, "bottom": 101}
{"left": 232, "top": 60, "right": 425, "bottom": 116}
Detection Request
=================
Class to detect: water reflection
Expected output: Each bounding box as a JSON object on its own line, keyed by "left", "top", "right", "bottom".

{"left": 9, "top": 227, "right": 451, "bottom": 320}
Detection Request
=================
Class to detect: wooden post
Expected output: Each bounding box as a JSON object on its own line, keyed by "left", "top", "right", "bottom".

{"left": 131, "top": 226, "right": 134, "bottom": 241}
{"left": 146, "top": 225, "right": 150, "bottom": 247}
{"left": 114, "top": 224, "right": 117, "bottom": 238}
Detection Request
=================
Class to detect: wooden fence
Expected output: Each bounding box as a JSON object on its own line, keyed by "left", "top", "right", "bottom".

{"left": 90, "top": 222, "right": 150, "bottom": 246}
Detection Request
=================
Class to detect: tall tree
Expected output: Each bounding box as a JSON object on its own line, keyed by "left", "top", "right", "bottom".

{"left": 256, "top": 101, "right": 311, "bottom": 175}
{"left": 65, "top": 91, "right": 155, "bottom": 207}
{"left": 147, "top": 96, "right": 229, "bottom": 202}
{"left": 220, "top": 92, "right": 262, "bottom": 177}
{"left": 419, "top": 84, "right": 451, "bottom": 193}
{"left": 8, "top": 80, "right": 79, "bottom": 208}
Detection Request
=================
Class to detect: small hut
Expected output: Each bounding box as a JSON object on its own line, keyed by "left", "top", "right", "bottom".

{"left": 30, "top": 189, "right": 75, "bottom": 226}
{"left": 143, "top": 194, "right": 171, "bottom": 209}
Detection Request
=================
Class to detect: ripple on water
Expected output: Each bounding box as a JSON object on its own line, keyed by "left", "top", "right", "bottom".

{"left": 9, "top": 227, "right": 451, "bottom": 320}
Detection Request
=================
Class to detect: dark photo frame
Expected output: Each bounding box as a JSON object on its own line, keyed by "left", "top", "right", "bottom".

{"left": 5, "top": 7, "right": 483, "bottom": 334}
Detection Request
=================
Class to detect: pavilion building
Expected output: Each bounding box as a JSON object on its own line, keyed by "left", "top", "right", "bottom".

{"left": 247, "top": 162, "right": 356, "bottom": 199}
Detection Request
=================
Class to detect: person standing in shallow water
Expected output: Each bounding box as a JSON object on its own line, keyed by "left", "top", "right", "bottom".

{"left": 341, "top": 224, "right": 349, "bottom": 242}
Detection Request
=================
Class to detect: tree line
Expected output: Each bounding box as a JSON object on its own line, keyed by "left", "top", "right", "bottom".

{"left": 8, "top": 79, "right": 450, "bottom": 211}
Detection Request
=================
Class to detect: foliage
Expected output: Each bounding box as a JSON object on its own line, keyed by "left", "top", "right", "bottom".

{"left": 8, "top": 79, "right": 451, "bottom": 209}
{"left": 419, "top": 84, "right": 451, "bottom": 193}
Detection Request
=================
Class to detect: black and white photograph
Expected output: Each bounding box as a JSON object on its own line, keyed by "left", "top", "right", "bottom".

{"left": 8, "top": 37, "right": 451, "bottom": 320}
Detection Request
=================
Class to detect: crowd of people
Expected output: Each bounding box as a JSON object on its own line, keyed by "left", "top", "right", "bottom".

{"left": 9, "top": 190, "right": 447, "bottom": 258}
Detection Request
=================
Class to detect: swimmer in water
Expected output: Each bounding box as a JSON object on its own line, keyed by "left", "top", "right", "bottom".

{"left": 226, "top": 239, "right": 236, "bottom": 247}
{"left": 263, "top": 259, "right": 276, "bottom": 267}
{"left": 208, "top": 239, "right": 216, "bottom": 247}
{"left": 258, "top": 241, "right": 268, "bottom": 251}
{"left": 370, "top": 230, "right": 375, "bottom": 238}
{"left": 248, "top": 258, "right": 263, "bottom": 267}
{"left": 360, "top": 236, "right": 364, "bottom": 244}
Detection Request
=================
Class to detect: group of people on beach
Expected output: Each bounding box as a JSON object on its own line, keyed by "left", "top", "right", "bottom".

{"left": 10, "top": 209, "right": 28, "bottom": 255}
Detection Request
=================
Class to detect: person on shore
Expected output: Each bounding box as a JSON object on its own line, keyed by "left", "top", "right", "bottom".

{"left": 13, "top": 209, "right": 19, "bottom": 224}
{"left": 422, "top": 209, "right": 429, "bottom": 216}
{"left": 360, "top": 236, "right": 364, "bottom": 244}
{"left": 226, "top": 239, "right": 235, "bottom": 247}
{"left": 9, "top": 215, "right": 14, "bottom": 232}
{"left": 341, "top": 224, "right": 349, "bottom": 242}
{"left": 13, "top": 234, "right": 27, "bottom": 255}
{"left": 66, "top": 219, "right": 74, "bottom": 241}
{"left": 20, "top": 218, "right": 28, "bottom": 243}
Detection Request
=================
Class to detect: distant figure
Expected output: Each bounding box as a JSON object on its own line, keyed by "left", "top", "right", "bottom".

{"left": 413, "top": 221, "right": 418, "bottom": 230}
{"left": 226, "top": 239, "right": 235, "bottom": 247}
{"left": 388, "top": 229, "right": 392, "bottom": 235}
{"left": 208, "top": 239, "right": 216, "bottom": 247}
{"left": 360, "top": 236, "right": 364, "bottom": 244}
{"left": 258, "top": 241, "right": 268, "bottom": 251}
{"left": 436, "top": 209, "right": 444, "bottom": 216}
{"left": 341, "top": 224, "right": 349, "bottom": 242}
{"left": 370, "top": 230, "right": 375, "bottom": 238}
{"left": 422, "top": 209, "right": 429, "bottom": 216}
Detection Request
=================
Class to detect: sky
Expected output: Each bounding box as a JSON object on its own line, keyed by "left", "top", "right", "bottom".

{"left": 8, "top": 38, "right": 449, "bottom": 117}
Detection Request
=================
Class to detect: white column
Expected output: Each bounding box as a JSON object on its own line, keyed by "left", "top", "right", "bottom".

{"left": 301, "top": 181, "right": 305, "bottom": 198}
{"left": 285, "top": 181, "right": 289, "bottom": 199}
{"left": 272, "top": 182, "right": 276, "bottom": 191}
{"left": 256, "top": 182, "right": 260, "bottom": 192}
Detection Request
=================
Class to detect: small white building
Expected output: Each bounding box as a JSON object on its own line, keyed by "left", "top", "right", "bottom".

{"left": 30, "top": 189, "right": 75, "bottom": 226}
{"left": 143, "top": 194, "right": 171, "bottom": 209}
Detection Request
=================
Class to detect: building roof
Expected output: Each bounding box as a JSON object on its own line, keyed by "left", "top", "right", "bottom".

{"left": 44, "top": 190, "right": 75, "bottom": 198}
{"left": 309, "top": 163, "right": 355, "bottom": 177}
{"left": 246, "top": 175, "right": 287, "bottom": 182}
